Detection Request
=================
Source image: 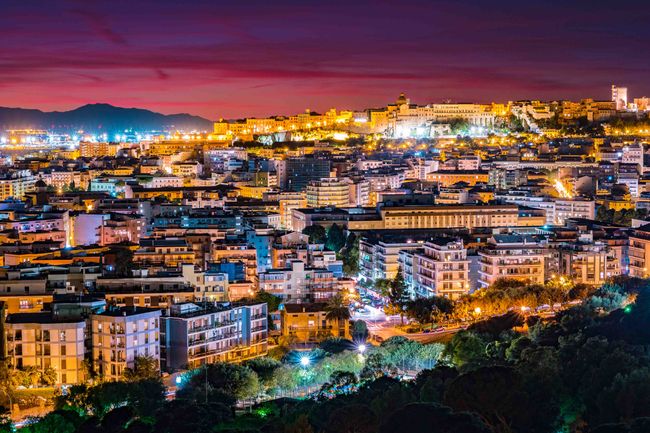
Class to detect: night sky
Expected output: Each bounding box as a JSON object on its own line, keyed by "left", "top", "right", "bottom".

{"left": 2, "top": 0, "right": 650, "bottom": 119}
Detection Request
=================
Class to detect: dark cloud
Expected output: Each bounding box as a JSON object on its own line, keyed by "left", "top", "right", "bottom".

{"left": 0, "top": 0, "right": 649, "bottom": 118}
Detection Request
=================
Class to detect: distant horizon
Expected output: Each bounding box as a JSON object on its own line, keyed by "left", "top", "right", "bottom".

{"left": 0, "top": 88, "right": 638, "bottom": 123}
{"left": 2, "top": 0, "right": 650, "bottom": 119}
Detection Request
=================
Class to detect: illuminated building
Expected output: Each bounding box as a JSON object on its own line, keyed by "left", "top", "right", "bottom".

{"left": 628, "top": 225, "right": 650, "bottom": 278}
{"left": 426, "top": 170, "right": 489, "bottom": 187}
{"left": 160, "top": 302, "right": 267, "bottom": 370}
{"left": 91, "top": 307, "right": 161, "bottom": 381}
{"left": 258, "top": 260, "right": 352, "bottom": 303}
{"left": 478, "top": 235, "right": 546, "bottom": 288}
{"left": 5, "top": 313, "right": 87, "bottom": 385}
{"left": 399, "top": 239, "right": 470, "bottom": 300}
{"left": 0, "top": 170, "right": 36, "bottom": 200}
{"left": 306, "top": 178, "right": 352, "bottom": 208}
{"left": 359, "top": 237, "right": 425, "bottom": 281}
{"left": 79, "top": 142, "right": 119, "bottom": 158}
{"left": 281, "top": 303, "right": 350, "bottom": 344}
{"left": 559, "top": 243, "right": 620, "bottom": 286}
{"left": 612, "top": 84, "right": 628, "bottom": 110}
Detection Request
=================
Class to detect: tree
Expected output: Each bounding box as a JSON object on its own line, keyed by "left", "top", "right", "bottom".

{"left": 252, "top": 290, "right": 282, "bottom": 312}
{"left": 123, "top": 356, "right": 160, "bottom": 382}
{"left": 325, "top": 404, "right": 377, "bottom": 433}
{"left": 325, "top": 223, "right": 346, "bottom": 252}
{"left": 109, "top": 246, "right": 135, "bottom": 277}
{"left": 380, "top": 403, "right": 490, "bottom": 433}
{"left": 352, "top": 320, "right": 369, "bottom": 342}
{"left": 303, "top": 225, "right": 327, "bottom": 244}
{"left": 404, "top": 296, "right": 454, "bottom": 325}
{"left": 177, "top": 362, "right": 260, "bottom": 403}
{"left": 153, "top": 400, "right": 233, "bottom": 433}
{"left": 385, "top": 269, "right": 409, "bottom": 324}
{"left": 341, "top": 233, "right": 360, "bottom": 276}
{"left": 40, "top": 366, "right": 58, "bottom": 386}
{"left": 325, "top": 293, "right": 351, "bottom": 337}
{"left": 444, "top": 366, "right": 560, "bottom": 433}
{"left": 22, "top": 409, "right": 83, "bottom": 433}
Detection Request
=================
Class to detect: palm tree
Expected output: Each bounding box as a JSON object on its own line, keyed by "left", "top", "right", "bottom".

{"left": 325, "top": 294, "right": 351, "bottom": 338}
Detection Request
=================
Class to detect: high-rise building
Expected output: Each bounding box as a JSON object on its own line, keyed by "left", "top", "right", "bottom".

{"left": 612, "top": 85, "right": 628, "bottom": 110}
{"left": 276, "top": 158, "right": 331, "bottom": 192}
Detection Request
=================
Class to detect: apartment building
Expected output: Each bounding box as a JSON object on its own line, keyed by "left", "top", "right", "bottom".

{"left": 400, "top": 239, "right": 470, "bottom": 299}
{"left": 478, "top": 235, "right": 546, "bottom": 288}
{"left": 5, "top": 312, "right": 86, "bottom": 384}
{"left": 628, "top": 225, "right": 650, "bottom": 278}
{"left": 306, "top": 178, "right": 351, "bottom": 208}
{"left": 359, "top": 237, "right": 425, "bottom": 282}
{"left": 91, "top": 307, "right": 161, "bottom": 381}
{"left": 258, "top": 260, "right": 352, "bottom": 303}
{"left": 161, "top": 302, "right": 267, "bottom": 370}
{"left": 281, "top": 303, "right": 350, "bottom": 344}
{"left": 133, "top": 238, "right": 196, "bottom": 270}
{"left": 559, "top": 243, "right": 620, "bottom": 285}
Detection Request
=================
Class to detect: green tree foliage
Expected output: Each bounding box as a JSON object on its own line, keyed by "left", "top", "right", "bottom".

{"left": 56, "top": 379, "right": 165, "bottom": 418}
{"left": 177, "top": 362, "right": 259, "bottom": 403}
{"left": 325, "top": 223, "right": 346, "bottom": 252}
{"left": 303, "top": 225, "right": 327, "bottom": 244}
{"left": 385, "top": 268, "right": 409, "bottom": 322}
{"left": 22, "top": 409, "right": 84, "bottom": 433}
{"left": 325, "top": 293, "right": 351, "bottom": 335}
{"left": 595, "top": 206, "right": 647, "bottom": 227}
{"left": 123, "top": 356, "right": 159, "bottom": 382}
{"left": 380, "top": 403, "right": 490, "bottom": 433}
{"left": 404, "top": 296, "right": 454, "bottom": 324}
{"left": 340, "top": 232, "right": 360, "bottom": 276}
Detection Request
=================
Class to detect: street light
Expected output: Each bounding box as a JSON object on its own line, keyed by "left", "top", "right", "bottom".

{"left": 299, "top": 355, "right": 311, "bottom": 367}
{"left": 474, "top": 307, "right": 482, "bottom": 315}
{"left": 357, "top": 344, "right": 367, "bottom": 354}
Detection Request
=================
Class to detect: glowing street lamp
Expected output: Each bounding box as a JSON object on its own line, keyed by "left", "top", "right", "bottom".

{"left": 299, "top": 355, "right": 311, "bottom": 367}
{"left": 357, "top": 344, "right": 367, "bottom": 354}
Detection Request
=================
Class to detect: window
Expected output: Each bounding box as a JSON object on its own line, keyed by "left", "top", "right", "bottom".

{"left": 59, "top": 331, "right": 66, "bottom": 342}
{"left": 19, "top": 300, "right": 30, "bottom": 310}
{"left": 60, "top": 345, "right": 66, "bottom": 356}
{"left": 14, "top": 330, "right": 22, "bottom": 341}
{"left": 61, "top": 359, "right": 67, "bottom": 370}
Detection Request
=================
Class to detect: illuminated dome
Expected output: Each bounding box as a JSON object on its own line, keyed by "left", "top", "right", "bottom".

{"left": 396, "top": 92, "right": 408, "bottom": 106}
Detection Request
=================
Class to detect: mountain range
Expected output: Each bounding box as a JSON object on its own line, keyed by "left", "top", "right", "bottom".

{"left": 0, "top": 104, "right": 214, "bottom": 135}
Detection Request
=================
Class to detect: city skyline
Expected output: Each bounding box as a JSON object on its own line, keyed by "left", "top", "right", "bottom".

{"left": 2, "top": 0, "right": 650, "bottom": 118}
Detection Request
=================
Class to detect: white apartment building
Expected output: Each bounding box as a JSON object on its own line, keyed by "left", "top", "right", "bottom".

{"left": 143, "top": 176, "right": 184, "bottom": 189}
{"left": 359, "top": 237, "right": 425, "bottom": 281}
{"left": 258, "top": 260, "right": 352, "bottom": 303}
{"left": 559, "top": 243, "right": 620, "bottom": 286}
{"left": 0, "top": 170, "right": 36, "bottom": 201}
{"left": 400, "top": 239, "right": 470, "bottom": 299}
{"left": 495, "top": 193, "right": 594, "bottom": 225}
{"left": 5, "top": 313, "right": 86, "bottom": 385}
{"left": 91, "top": 307, "right": 161, "bottom": 381}
{"left": 478, "top": 235, "right": 546, "bottom": 288}
{"left": 306, "top": 178, "right": 351, "bottom": 208}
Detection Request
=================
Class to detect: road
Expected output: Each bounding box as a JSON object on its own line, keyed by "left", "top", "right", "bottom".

{"left": 352, "top": 304, "right": 463, "bottom": 344}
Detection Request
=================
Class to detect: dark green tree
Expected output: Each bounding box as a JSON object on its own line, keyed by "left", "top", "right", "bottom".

{"left": 303, "top": 225, "right": 327, "bottom": 244}
{"left": 325, "top": 223, "right": 346, "bottom": 252}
